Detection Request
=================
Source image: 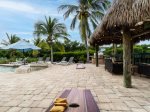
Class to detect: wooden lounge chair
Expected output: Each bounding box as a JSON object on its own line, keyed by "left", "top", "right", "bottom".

{"left": 46, "top": 89, "right": 99, "bottom": 112}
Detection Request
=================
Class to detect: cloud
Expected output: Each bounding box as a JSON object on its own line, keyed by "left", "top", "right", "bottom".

{"left": 0, "top": 0, "right": 66, "bottom": 20}
{"left": 0, "top": 0, "right": 80, "bottom": 42}
{"left": 12, "top": 32, "right": 32, "bottom": 35}
{"left": 57, "top": 0, "right": 77, "bottom": 5}
{"left": 0, "top": 1, "right": 40, "bottom": 14}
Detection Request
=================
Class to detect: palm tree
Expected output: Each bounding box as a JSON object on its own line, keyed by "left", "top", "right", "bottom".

{"left": 1, "top": 33, "right": 20, "bottom": 46}
{"left": 34, "top": 16, "right": 68, "bottom": 62}
{"left": 33, "top": 37, "right": 50, "bottom": 50}
{"left": 33, "top": 37, "right": 44, "bottom": 46}
{"left": 58, "top": 0, "right": 110, "bottom": 62}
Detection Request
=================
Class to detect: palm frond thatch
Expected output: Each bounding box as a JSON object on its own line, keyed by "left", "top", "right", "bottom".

{"left": 90, "top": 0, "right": 150, "bottom": 46}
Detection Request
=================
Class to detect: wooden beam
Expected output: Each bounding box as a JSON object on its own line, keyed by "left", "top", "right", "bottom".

{"left": 133, "top": 30, "right": 150, "bottom": 38}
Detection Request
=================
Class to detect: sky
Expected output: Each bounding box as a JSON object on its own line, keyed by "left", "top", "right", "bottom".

{"left": 0, "top": 0, "right": 79, "bottom": 43}
{"left": 0, "top": 0, "right": 149, "bottom": 45}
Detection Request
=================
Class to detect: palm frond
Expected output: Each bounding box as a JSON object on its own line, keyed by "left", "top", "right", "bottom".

{"left": 58, "top": 5, "right": 78, "bottom": 12}
{"left": 89, "top": 17, "right": 97, "bottom": 30}
{"left": 1, "top": 33, "right": 20, "bottom": 45}
{"left": 59, "top": 0, "right": 110, "bottom": 44}
{"left": 54, "top": 41, "right": 65, "bottom": 52}
{"left": 1, "top": 39, "right": 9, "bottom": 46}
{"left": 70, "top": 14, "right": 78, "bottom": 30}
{"left": 34, "top": 16, "right": 69, "bottom": 49}
{"left": 91, "top": 11, "right": 104, "bottom": 20}
{"left": 58, "top": 5, "right": 78, "bottom": 19}
{"left": 101, "top": 0, "right": 111, "bottom": 10}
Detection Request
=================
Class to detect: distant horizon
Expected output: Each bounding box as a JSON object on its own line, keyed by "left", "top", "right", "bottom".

{"left": 0, "top": 0, "right": 149, "bottom": 45}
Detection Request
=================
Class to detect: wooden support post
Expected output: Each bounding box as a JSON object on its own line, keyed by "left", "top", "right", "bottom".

{"left": 112, "top": 43, "right": 117, "bottom": 57}
{"left": 96, "top": 45, "right": 99, "bottom": 67}
{"left": 123, "top": 28, "right": 132, "bottom": 88}
{"left": 131, "top": 40, "right": 134, "bottom": 65}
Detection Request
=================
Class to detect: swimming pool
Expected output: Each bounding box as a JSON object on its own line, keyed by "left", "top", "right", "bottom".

{"left": 0, "top": 66, "right": 17, "bottom": 72}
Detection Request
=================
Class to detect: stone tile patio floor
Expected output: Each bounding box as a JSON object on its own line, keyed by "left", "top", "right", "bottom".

{"left": 0, "top": 64, "right": 149, "bottom": 112}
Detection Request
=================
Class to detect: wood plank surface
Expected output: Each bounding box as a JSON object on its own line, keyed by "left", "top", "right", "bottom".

{"left": 85, "top": 90, "right": 99, "bottom": 112}
{"left": 45, "top": 89, "right": 71, "bottom": 112}
{"left": 66, "top": 89, "right": 86, "bottom": 112}
{"left": 45, "top": 89, "right": 100, "bottom": 112}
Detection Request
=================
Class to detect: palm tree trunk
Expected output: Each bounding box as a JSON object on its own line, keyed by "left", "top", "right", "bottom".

{"left": 50, "top": 45, "right": 53, "bottom": 63}
{"left": 81, "top": 17, "right": 90, "bottom": 63}
{"left": 122, "top": 28, "right": 132, "bottom": 88}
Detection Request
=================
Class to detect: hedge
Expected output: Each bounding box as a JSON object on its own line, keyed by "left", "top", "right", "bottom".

{"left": 0, "top": 50, "right": 95, "bottom": 64}
{"left": 53, "top": 50, "right": 95, "bottom": 63}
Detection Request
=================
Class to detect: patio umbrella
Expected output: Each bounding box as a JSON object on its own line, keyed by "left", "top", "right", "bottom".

{"left": 2, "top": 39, "right": 41, "bottom": 64}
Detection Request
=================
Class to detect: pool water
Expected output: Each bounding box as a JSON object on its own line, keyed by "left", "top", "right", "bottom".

{"left": 0, "top": 66, "right": 17, "bottom": 72}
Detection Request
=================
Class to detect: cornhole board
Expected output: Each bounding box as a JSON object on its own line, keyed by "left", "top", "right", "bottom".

{"left": 45, "top": 89, "right": 99, "bottom": 112}
{"left": 76, "top": 64, "right": 86, "bottom": 69}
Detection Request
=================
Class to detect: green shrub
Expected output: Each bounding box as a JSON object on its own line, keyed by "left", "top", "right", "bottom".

{"left": 9, "top": 58, "right": 16, "bottom": 62}
{"left": 0, "top": 59, "right": 9, "bottom": 64}
{"left": 53, "top": 50, "right": 94, "bottom": 63}
{"left": 79, "top": 55, "right": 86, "bottom": 63}
{"left": 32, "top": 51, "right": 39, "bottom": 57}
{"left": 134, "top": 46, "right": 143, "bottom": 53}
{"left": 26, "top": 58, "right": 38, "bottom": 63}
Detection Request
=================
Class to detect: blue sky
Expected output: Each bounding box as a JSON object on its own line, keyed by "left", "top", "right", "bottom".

{"left": 0, "top": 0, "right": 149, "bottom": 45}
{"left": 0, "top": 0, "right": 79, "bottom": 42}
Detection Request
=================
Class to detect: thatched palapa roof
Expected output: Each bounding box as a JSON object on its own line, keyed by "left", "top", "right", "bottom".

{"left": 90, "top": 0, "right": 150, "bottom": 46}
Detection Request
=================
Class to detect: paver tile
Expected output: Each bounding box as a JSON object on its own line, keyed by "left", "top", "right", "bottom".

{"left": 0, "top": 64, "right": 149, "bottom": 112}
{"left": 19, "top": 108, "right": 30, "bottom": 112}
{"left": 28, "top": 108, "right": 44, "bottom": 112}
{"left": 143, "top": 106, "right": 150, "bottom": 112}
{"left": 124, "top": 100, "right": 142, "bottom": 108}
{"left": 37, "top": 99, "right": 52, "bottom": 108}
{"left": 0, "top": 107, "right": 10, "bottom": 112}
{"left": 131, "top": 108, "right": 148, "bottom": 112}
{"left": 19, "top": 100, "right": 33, "bottom": 107}
{"left": 7, "top": 107, "right": 22, "bottom": 112}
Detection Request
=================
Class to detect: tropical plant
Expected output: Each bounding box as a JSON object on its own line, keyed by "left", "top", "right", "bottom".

{"left": 33, "top": 37, "right": 50, "bottom": 50}
{"left": 64, "top": 39, "right": 85, "bottom": 51}
{"left": 34, "top": 16, "right": 68, "bottom": 62}
{"left": 33, "top": 37, "right": 43, "bottom": 46}
{"left": 58, "top": 0, "right": 110, "bottom": 62}
{"left": 53, "top": 41, "right": 65, "bottom": 52}
{"left": 1, "top": 33, "right": 20, "bottom": 46}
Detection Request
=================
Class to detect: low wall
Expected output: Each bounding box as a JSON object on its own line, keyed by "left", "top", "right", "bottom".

{"left": 30, "top": 64, "right": 49, "bottom": 71}
{"left": 92, "top": 58, "right": 104, "bottom": 64}
{"left": 15, "top": 64, "right": 49, "bottom": 74}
